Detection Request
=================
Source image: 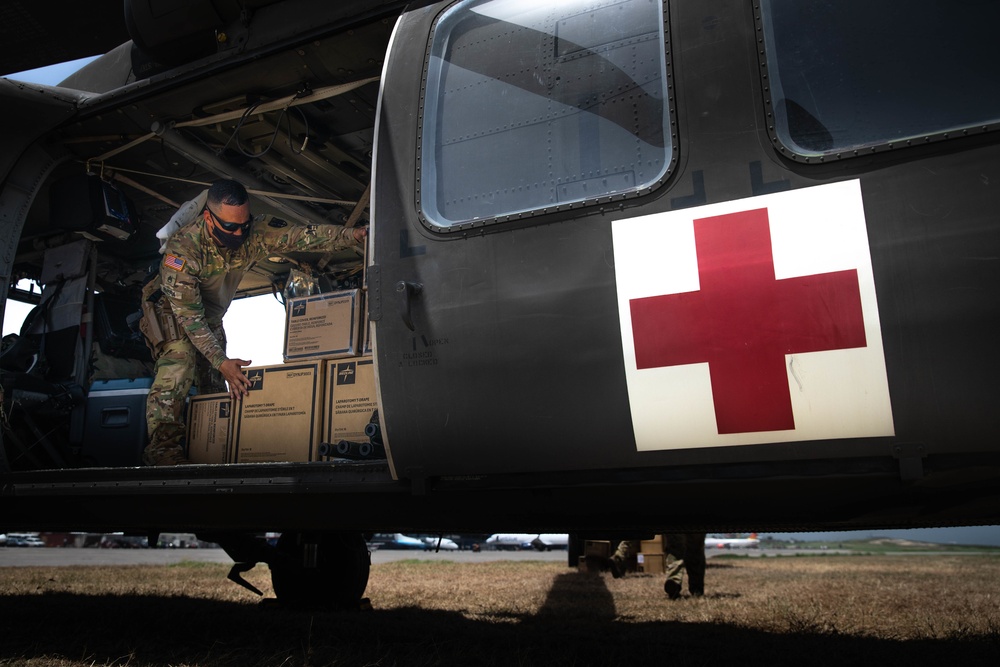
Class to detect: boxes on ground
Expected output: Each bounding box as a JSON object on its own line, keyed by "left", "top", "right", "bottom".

{"left": 230, "top": 362, "right": 325, "bottom": 462}
{"left": 578, "top": 555, "right": 604, "bottom": 573}
{"left": 322, "top": 356, "right": 378, "bottom": 444}
{"left": 638, "top": 536, "right": 664, "bottom": 574}
{"left": 583, "top": 540, "right": 612, "bottom": 559}
{"left": 186, "top": 393, "right": 231, "bottom": 464}
{"left": 81, "top": 377, "right": 153, "bottom": 466}
{"left": 578, "top": 541, "right": 614, "bottom": 574}
{"left": 640, "top": 536, "right": 663, "bottom": 554}
{"left": 283, "top": 289, "right": 362, "bottom": 361}
{"left": 638, "top": 552, "right": 666, "bottom": 574}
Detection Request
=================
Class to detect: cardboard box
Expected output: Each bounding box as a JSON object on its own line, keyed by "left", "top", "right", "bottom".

{"left": 322, "top": 357, "right": 378, "bottom": 444}
{"left": 283, "top": 290, "right": 362, "bottom": 361}
{"left": 230, "top": 362, "right": 324, "bottom": 463}
{"left": 638, "top": 552, "right": 666, "bottom": 574}
{"left": 640, "top": 536, "right": 664, "bottom": 553}
{"left": 584, "top": 540, "right": 611, "bottom": 559}
{"left": 186, "top": 393, "right": 231, "bottom": 464}
{"left": 578, "top": 555, "right": 607, "bottom": 574}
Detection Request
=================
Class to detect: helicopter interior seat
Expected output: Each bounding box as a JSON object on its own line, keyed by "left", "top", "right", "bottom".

{"left": 0, "top": 239, "right": 94, "bottom": 468}
{"left": 19, "top": 239, "right": 92, "bottom": 383}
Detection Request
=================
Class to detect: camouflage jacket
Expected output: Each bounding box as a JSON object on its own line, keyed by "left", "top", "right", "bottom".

{"left": 159, "top": 214, "right": 360, "bottom": 369}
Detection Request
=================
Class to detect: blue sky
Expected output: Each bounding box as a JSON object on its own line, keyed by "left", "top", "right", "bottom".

{"left": 5, "top": 56, "right": 99, "bottom": 85}
{"left": 6, "top": 59, "right": 1000, "bottom": 548}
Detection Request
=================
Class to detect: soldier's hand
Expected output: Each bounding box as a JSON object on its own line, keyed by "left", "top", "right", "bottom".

{"left": 220, "top": 358, "right": 253, "bottom": 401}
{"left": 352, "top": 226, "right": 368, "bottom": 244}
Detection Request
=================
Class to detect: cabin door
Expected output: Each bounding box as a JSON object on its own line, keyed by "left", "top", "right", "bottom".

{"left": 370, "top": 0, "right": 673, "bottom": 479}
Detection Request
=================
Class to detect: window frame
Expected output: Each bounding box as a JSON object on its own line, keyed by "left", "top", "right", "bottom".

{"left": 415, "top": 0, "right": 677, "bottom": 233}
{"left": 755, "top": 0, "right": 1000, "bottom": 164}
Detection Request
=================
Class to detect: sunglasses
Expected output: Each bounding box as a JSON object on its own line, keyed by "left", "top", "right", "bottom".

{"left": 206, "top": 206, "right": 252, "bottom": 233}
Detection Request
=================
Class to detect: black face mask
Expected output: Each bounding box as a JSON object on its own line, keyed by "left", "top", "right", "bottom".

{"left": 210, "top": 221, "right": 248, "bottom": 250}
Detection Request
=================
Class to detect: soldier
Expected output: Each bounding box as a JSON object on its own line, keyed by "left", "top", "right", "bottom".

{"left": 608, "top": 532, "right": 707, "bottom": 599}
{"left": 141, "top": 179, "right": 366, "bottom": 465}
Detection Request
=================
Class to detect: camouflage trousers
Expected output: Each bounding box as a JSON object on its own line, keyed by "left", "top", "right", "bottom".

{"left": 611, "top": 532, "right": 707, "bottom": 597}
{"left": 143, "top": 327, "right": 226, "bottom": 465}
{"left": 666, "top": 533, "right": 706, "bottom": 597}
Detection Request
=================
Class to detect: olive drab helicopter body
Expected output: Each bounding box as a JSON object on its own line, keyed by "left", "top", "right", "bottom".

{"left": 1, "top": 0, "right": 999, "bottom": 606}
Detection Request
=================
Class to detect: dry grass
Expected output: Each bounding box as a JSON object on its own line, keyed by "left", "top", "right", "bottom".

{"left": 1, "top": 555, "right": 998, "bottom": 666}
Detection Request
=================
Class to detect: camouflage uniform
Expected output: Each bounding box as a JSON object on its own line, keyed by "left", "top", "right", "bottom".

{"left": 608, "top": 532, "right": 707, "bottom": 599}
{"left": 664, "top": 532, "right": 706, "bottom": 598}
{"left": 142, "top": 213, "right": 360, "bottom": 465}
{"left": 608, "top": 539, "right": 639, "bottom": 576}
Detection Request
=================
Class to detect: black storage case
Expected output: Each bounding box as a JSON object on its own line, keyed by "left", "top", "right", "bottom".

{"left": 93, "top": 292, "right": 152, "bottom": 362}
{"left": 81, "top": 378, "right": 153, "bottom": 467}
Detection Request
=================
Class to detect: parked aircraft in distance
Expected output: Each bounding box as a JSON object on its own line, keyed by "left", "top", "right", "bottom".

{"left": 422, "top": 536, "right": 459, "bottom": 551}
{"left": 369, "top": 533, "right": 427, "bottom": 550}
{"left": 706, "top": 533, "right": 761, "bottom": 549}
{"left": 486, "top": 534, "right": 570, "bottom": 551}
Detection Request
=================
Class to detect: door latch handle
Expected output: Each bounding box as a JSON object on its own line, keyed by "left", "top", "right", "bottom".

{"left": 396, "top": 280, "right": 422, "bottom": 331}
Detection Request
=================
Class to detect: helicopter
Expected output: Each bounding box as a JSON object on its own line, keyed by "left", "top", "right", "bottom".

{"left": 1, "top": 0, "right": 999, "bottom": 608}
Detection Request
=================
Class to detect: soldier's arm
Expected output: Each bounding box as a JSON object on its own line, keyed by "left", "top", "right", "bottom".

{"left": 159, "top": 252, "right": 228, "bottom": 369}
{"left": 259, "top": 218, "right": 365, "bottom": 254}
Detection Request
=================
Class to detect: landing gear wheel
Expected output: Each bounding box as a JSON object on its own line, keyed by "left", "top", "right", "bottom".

{"left": 269, "top": 532, "right": 371, "bottom": 610}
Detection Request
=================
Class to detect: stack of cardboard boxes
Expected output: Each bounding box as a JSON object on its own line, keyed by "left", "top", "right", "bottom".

{"left": 577, "top": 536, "right": 667, "bottom": 574}
{"left": 638, "top": 535, "right": 666, "bottom": 574}
{"left": 579, "top": 540, "right": 612, "bottom": 573}
{"left": 186, "top": 288, "right": 378, "bottom": 463}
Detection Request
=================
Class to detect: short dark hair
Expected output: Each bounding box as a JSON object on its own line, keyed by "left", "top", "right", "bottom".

{"left": 207, "top": 179, "right": 249, "bottom": 207}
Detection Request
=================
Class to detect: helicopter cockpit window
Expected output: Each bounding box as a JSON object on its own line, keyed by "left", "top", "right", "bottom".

{"left": 418, "top": 0, "right": 672, "bottom": 231}
{"left": 758, "top": 0, "right": 1000, "bottom": 160}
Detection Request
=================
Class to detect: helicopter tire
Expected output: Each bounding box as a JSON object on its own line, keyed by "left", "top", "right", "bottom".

{"left": 269, "top": 531, "right": 371, "bottom": 610}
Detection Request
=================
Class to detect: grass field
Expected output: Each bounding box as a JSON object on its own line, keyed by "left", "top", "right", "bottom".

{"left": 1, "top": 555, "right": 998, "bottom": 666}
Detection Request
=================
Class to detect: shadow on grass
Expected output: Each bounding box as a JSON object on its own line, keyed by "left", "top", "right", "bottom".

{"left": 0, "top": 572, "right": 996, "bottom": 666}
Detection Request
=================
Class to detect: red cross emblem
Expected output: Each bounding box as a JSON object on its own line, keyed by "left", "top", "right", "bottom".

{"left": 630, "top": 208, "right": 867, "bottom": 434}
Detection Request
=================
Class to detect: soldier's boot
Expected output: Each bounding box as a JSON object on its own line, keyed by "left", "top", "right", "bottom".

{"left": 143, "top": 421, "right": 192, "bottom": 463}
{"left": 145, "top": 404, "right": 191, "bottom": 466}
{"left": 663, "top": 554, "right": 685, "bottom": 599}
{"left": 142, "top": 442, "right": 192, "bottom": 466}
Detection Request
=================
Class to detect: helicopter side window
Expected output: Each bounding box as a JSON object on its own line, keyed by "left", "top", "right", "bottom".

{"left": 418, "top": 0, "right": 673, "bottom": 231}
{"left": 758, "top": 0, "right": 1000, "bottom": 160}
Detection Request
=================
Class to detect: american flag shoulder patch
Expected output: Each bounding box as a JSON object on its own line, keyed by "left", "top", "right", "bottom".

{"left": 164, "top": 254, "right": 186, "bottom": 272}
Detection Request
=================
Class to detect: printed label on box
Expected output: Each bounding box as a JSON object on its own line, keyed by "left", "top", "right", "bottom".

{"left": 231, "top": 363, "right": 324, "bottom": 463}
{"left": 284, "top": 290, "right": 361, "bottom": 361}
{"left": 187, "top": 393, "right": 231, "bottom": 464}
{"left": 323, "top": 357, "right": 378, "bottom": 444}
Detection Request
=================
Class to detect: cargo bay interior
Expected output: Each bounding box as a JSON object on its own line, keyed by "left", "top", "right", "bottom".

{"left": 1, "top": 6, "right": 398, "bottom": 471}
